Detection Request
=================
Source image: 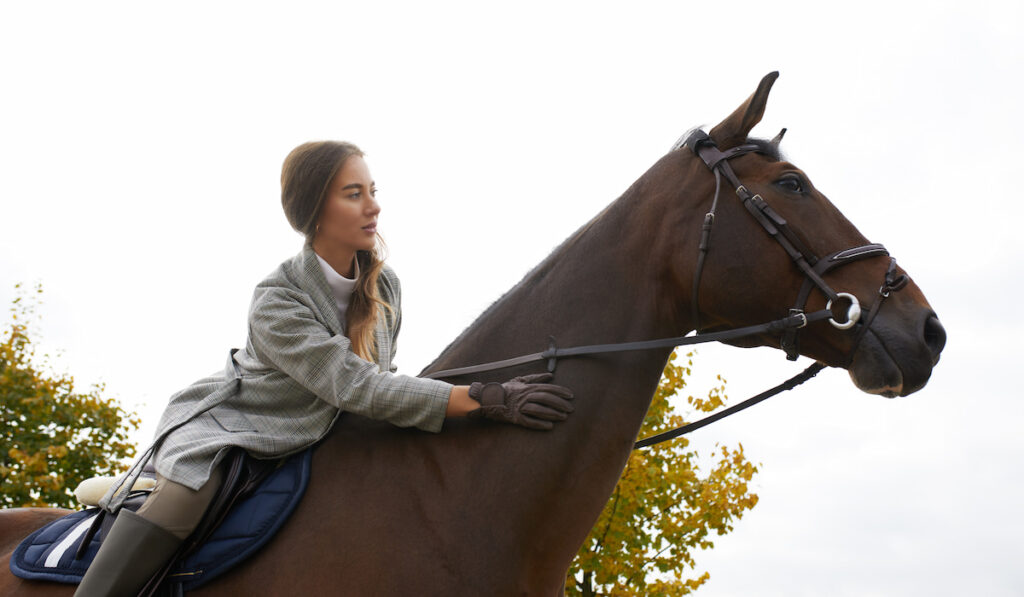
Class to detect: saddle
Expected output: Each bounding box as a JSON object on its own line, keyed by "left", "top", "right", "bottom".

{"left": 9, "top": 448, "right": 312, "bottom": 595}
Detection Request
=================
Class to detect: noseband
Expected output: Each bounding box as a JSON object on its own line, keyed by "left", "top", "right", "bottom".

{"left": 682, "top": 129, "right": 907, "bottom": 362}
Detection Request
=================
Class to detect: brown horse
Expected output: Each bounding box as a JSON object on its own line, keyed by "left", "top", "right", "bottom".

{"left": 1, "top": 73, "right": 944, "bottom": 596}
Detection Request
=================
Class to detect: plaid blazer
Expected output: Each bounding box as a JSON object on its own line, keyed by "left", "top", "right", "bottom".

{"left": 103, "top": 246, "right": 452, "bottom": 504}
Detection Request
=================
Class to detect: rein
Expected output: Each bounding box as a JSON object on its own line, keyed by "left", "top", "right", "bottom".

{"left": 423, "top": 129, "right": 906, "bottom": 449}
{"left": 422, "top": 311, "right": 831, "bottom": 381}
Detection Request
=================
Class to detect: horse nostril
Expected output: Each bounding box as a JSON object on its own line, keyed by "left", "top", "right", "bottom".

{"left": 923, "top": 315, "right": 946, "bottom": 363}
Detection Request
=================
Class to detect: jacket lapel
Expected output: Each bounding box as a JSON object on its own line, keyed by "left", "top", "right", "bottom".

{"left": 295, "top": 246, "right": 392, "bottom": 369}
{"left": 297, "top": 245, "right": 344, "bottom": 337}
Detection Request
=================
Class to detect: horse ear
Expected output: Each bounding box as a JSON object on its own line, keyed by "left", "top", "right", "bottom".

{"left": 709, "top": 71, "right": 779, "bottom": 148}
{"left": 770, "top": 127, "right": 787, "bottom": 148}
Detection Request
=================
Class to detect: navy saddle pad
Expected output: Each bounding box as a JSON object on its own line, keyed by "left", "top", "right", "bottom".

{"left": 10, "top": 448, "right": 312, "bottom": 591}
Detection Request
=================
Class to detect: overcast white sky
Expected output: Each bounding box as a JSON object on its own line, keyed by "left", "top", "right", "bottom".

{"left": 2, "top": 1, "right": 1022, "bottom": 595}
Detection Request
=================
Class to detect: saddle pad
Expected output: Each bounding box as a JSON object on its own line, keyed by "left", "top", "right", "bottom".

{"left": 10, "top": 448, "right": 312, "bottom": 591}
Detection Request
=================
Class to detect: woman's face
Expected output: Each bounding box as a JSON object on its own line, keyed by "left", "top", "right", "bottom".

{"left": 314, "top": 155, "right": 380, "bottom": 261}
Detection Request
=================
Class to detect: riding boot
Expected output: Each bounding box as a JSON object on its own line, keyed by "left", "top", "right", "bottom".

{"left": 73, "top": 509, "right": 182, "bottom": 597}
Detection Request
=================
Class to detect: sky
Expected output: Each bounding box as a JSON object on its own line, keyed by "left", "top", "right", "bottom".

{"left": 2, "top": 1, "right": 1022, "bottom": 595}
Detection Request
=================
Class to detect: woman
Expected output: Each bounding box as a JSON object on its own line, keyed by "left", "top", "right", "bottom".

{"left": 75, "top": 141, "right": 575, "bottom": 597}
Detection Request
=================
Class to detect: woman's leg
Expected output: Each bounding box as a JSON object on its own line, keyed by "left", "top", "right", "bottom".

{"left": 135, "top": 466, "right": 224, "bottom": 539}
{"left": 73, "top": 467, "right": 224, "bottom": 597}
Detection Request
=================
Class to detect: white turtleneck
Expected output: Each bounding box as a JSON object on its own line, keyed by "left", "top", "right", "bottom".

{"left": 315, "top": 254, "right": 360, "bottom": 329}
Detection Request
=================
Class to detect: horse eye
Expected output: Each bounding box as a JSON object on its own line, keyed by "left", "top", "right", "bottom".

{"left": 776, "top": 176, "right": 804, "bottom": 193}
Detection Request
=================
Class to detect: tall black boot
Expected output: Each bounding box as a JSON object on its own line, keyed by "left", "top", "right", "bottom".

{"left": 74, "top": 509, "right": 182, "bottom": 597}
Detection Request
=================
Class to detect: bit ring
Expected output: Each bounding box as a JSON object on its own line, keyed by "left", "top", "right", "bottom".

{"left": 827, "top": 292, "right": 861, "bottom": 330}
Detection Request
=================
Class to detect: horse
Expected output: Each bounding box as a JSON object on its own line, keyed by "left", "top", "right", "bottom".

{"left": 0, "top": 72, "right": 945, "bottom": 596}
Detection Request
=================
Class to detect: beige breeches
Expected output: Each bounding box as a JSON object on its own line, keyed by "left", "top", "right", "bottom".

{"left": 135, "top": 467, "right": 224, "bottom": 540}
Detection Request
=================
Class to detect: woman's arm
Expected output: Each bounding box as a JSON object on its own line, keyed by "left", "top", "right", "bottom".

{"left": 249, "top": 287, "right": 452, "bottom": 432}
{"left": 249, "top": 287, "right": 572, "bottom": 430}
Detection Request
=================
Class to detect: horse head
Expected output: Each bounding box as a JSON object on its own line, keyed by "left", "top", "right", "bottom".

{"left": 649, "top": 72, "right": 945, "bottom": 397}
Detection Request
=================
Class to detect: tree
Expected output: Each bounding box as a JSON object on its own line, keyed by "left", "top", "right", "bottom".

{"left": 1, "top": 283, "right": 139, "bottom": 509}
{"left": 566, "top": 351, "right": 759, "bottom": 596}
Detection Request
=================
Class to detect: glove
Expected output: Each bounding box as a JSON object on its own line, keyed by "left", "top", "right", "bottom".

{"left": 467, "top": 373, "right": 574, "bottom": 431}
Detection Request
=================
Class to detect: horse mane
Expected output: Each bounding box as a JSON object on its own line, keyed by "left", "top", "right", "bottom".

{"left": 421, "top": 198, "right": 620, "bottom": 374}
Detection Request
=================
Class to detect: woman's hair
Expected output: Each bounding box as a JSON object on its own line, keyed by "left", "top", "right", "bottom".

{"left": 281, "top": 141, "right": 392, "bottom": 362}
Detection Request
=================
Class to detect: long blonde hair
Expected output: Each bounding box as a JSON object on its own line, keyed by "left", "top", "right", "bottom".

{"left": 280, "top": 141, "right": 392, "bottom": 362}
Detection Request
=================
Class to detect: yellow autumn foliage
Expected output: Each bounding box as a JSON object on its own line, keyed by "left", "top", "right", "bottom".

{"left": 1, "top": 283, "right": 139, "bottom": 509}
{"left": 566, "top": 351, "right": 759, "bottom": 596}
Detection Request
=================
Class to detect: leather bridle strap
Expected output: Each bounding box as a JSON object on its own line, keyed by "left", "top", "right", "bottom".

{"left": 689, "top": 140, "right": 761, "bottom": 332}
{"left": 687, "top": 130, "right": 841, "bottom": 308}
{"left": 634, "top": 254, "right": 903, "bottom": 449}
{"left": 841, "top": 257, "right": 909, "bottom": 368}
{"left": 780, "top": 243, "right": 890, "bottom": 359}
{"left": 684, "top": 129, "right": 884, "bottom": 360}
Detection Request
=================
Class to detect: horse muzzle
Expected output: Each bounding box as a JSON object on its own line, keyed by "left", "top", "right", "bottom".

{"left": 847, "top": 308, "right": 946, "bottom": 397}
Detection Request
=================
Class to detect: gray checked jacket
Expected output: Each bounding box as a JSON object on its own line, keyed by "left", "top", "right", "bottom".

{"left": 101, "top": 246, "right": 452, "bottom": 507}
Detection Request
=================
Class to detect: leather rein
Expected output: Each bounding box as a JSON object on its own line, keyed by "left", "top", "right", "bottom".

{"left": 424, "top": 129, "right": 908, "bottom": 449}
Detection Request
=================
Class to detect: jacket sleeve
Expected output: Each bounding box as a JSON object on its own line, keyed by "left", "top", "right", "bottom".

{"left": 247, "top": 286, "right": 451, "bottom": 433}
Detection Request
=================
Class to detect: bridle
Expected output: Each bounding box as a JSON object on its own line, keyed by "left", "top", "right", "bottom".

{"left": 682, "top": 128, "right": 907, "bottom": 362}
{"left": 425, "top": 129, "right": 909, "bottom": 448}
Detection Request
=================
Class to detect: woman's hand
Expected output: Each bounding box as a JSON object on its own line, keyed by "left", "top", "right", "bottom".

{"left": 465, "top": 373, "right": 574, "bottom": 430}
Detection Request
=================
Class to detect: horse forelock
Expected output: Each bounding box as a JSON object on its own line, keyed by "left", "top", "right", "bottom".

{"left": 673, "top": 125, "right": 786, "bottom": 161}
{"left": 743, "top": 136, "right": 786, "bottom": 162}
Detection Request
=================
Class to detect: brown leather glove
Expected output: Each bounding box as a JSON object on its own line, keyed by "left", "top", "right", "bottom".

{"left": 467, "top": 373, "right": 574, "bottom": 430}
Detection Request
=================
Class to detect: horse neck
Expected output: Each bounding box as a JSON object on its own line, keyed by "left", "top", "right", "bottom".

{"left": 425, "top": 169, "right": 705, "bottom": 579}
